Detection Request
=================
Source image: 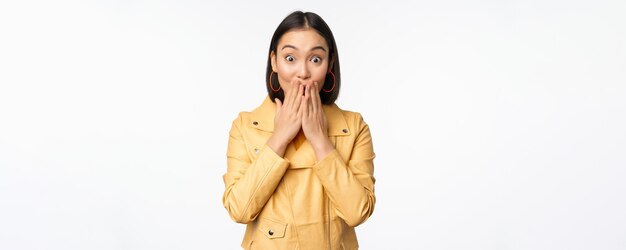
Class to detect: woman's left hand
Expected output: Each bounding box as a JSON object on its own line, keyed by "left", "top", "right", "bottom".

{"left": 301, "top": 81, "right": 335, "bottom": 161}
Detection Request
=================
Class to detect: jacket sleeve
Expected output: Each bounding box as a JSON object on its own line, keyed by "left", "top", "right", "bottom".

{"left": 312, "top": 113, "right": 376, "bottom": 227}
{"left": 222, "top": 114, "right": 290, "bottom": 224}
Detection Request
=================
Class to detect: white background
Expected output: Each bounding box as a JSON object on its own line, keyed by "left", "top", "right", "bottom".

{"left": 1, "top": 0, "right": 625, "bottom": 249}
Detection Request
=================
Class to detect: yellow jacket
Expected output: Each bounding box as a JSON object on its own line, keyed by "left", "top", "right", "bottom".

{"left": 223, "top": 96, "right": 376, "bottom": 249}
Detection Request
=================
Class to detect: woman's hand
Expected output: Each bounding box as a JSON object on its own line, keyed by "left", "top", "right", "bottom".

{"left": 302, "top": 81, "right": 335, "bottom": 161}
{"left": 267, "top": 79, "right": 305, "bottom": 157}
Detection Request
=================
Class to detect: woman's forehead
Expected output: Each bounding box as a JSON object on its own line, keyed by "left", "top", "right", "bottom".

{"left": 277, "top": 29, "right": 328, "bottom": 51}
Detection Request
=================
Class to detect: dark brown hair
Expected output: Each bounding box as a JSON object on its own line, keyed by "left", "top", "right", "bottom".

{"left": 266, "top": 11, "right": 341, "bottom": 104}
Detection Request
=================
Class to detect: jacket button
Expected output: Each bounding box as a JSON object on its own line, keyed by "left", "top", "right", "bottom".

{"left": 252, "top": 121, "right": 258, "bottom": 126}
{"left": 254, "top": 148, "right": 260, "bottom": 154}
{"left": 268, "top": 229, "right": 274, "bottom": 236}
{"left": 342, "top": 129, "right": 348, "bottom": 133}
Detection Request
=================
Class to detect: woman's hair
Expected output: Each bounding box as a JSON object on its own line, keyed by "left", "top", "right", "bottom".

{"left": 266, "top": 11, "right": 341, "bottom": 104}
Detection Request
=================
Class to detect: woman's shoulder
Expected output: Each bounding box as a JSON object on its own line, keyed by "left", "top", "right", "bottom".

{"left": 332, "top": 104, "right": 370, "bottom": 128}
{"left": 229, "top": 98, "right": 275, "bottom": 131}
{"left": 229, "top": 111, "right": 262, "bottom": 127}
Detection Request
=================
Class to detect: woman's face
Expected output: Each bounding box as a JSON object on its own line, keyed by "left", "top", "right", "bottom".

{"left": 271, "top": 28, "right": 331, "bottom": 93}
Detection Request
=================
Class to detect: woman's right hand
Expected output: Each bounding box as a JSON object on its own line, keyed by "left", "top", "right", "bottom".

{"left": 266, "top": 79, "right": 305, "bottom": 157}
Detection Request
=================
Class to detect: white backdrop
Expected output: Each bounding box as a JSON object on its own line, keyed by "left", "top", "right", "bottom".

{"left": 1, "top": 0, "right": 625, "bottom": 249}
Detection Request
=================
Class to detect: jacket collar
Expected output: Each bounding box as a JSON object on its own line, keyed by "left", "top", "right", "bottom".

{"left": 250, "top": 96, "right": 351, "bottom": 136}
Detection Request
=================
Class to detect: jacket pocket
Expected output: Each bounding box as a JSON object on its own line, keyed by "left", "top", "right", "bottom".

{"left": 256, "top": 217, "right": 287, "bottom": 239}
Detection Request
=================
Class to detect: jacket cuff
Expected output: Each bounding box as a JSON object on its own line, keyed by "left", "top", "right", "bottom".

{"left": 260, "top": 144, "right": 290, "bottom": 166}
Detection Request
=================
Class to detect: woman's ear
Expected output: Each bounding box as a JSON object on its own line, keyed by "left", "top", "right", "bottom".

{"left": 270, "top": 51, "right": 277, "bottom": 72}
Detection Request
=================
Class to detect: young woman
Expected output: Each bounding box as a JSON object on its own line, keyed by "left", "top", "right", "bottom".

{"left": 222, "top": 11, "right": 376, "bottom": 249}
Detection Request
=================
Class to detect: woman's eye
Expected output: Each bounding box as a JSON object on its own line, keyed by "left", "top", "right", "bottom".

{"left": 311, "top": 56, "right": 322, "bottom": 63}
{"left": 285, "top": 55, "right": 295, "bottom": 62}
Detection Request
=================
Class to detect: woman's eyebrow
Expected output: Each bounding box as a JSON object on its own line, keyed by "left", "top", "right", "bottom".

{"left": 281, "top": 45, "right": 327, "bottom": 52}
{"left": 281, "top": 45, "right": 298, "bottom": 51}
{"left": 310, "top": 46, "right": 327, "bottom": 52}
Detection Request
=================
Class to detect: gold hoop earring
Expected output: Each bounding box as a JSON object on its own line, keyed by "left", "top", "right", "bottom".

{"left": 269, "top": 72, "right": 280, "bottom": 92}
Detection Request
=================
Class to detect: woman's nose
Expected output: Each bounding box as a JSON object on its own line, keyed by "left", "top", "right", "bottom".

{"left": 296, "top": 63, "right": 310, "bottom": 80}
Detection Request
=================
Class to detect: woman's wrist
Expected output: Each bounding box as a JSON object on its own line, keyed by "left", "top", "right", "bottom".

{"left": 311, "top": 137, "right": 334, "bottom": 161}
{"left": 267, "top": 134, "right": 289, "bottom": 157}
